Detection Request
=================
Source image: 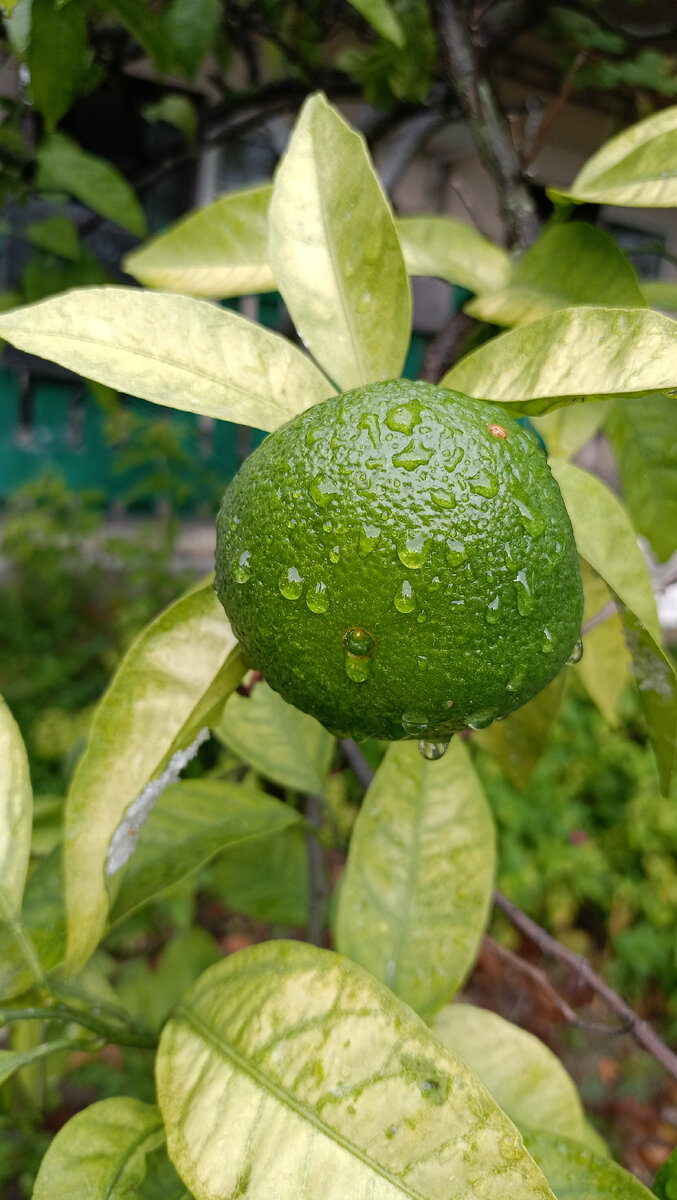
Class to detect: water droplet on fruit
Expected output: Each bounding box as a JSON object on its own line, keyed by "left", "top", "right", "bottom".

{"left": 541, "top": 627, "right": 554, "bottom": 654}
{"left": 323, "top": 520, "right": 333, "bottom": 533}
{"left": 416, "top": 610, "right": 427, "bottom": 623}
{"left": 418, "top": 740, "right": 449, "bottom": 760}
{"left": 515, "top": 569, "right": 534, "bottom": 615}
{"left": 467, "top": 711, "right": 494, "bottom": 730}
{"left": 469, "top": 470, "right": 499, "bottom": 498}
{"left": 567, "top": 638, "right": 584, "bottom": 665}
{"left": 485, "top": 595, "right": 500, "bottom": 624}
{"left": 344, "top": 627, "right": 375, "bottom": 658}
{"left": 310, "top": 473, "right": 339, "bottom": 508}
{"left": 386, "top": 400, "right": 421, "bottom": 434}
{"left": 402, "top": 710, "right": 428, "bottom": 735}
{"left": 428, "top": 576, "right": 442, "bottom": 591}
{"left": 446, "top": 537, "right": 467, "bottom": 566}
{"left": 392, "top": 441, "right": 433, "bottom": 471}
{"left": 232, "top": 550, "right": 251, "bottom": 584}
{"left": 358, "top": 522, "right": 381, "bottom": 557}
{"left": 514, "top": 496, "right": 545, "bottom": 537}
{"left": 229, "top": 515, "right": 240, "bottom": 532}
{"left": 394, "top": 580, "right": 415, "bottom": 613}
{"left": 306, "top": 580, "right": 329, "bottom": 613}
{"left": 329, "top": 544, "right": 341, "bottom": 563}
{"left": 430, "top": 489, "right": 456, "bottom": 510}
{"left": 397, "top": 530, "right": 429, "bottom": 569}
{"left": 416, "top": 655, "right": 428, "bottom": 672}
{"left": 357, "top": 410, "right": 381, "bottom": 448}
{"left": 345, "top": 655, "right": 371, "bottom": 683}
{"left": 506, "top": 666, "right": 525, "bottom": 692}
{"left": 442, "top": 445, "right": 464, "bottom": 471}
{"left": 279, "top": 567, "right": 304, "bottom": 600}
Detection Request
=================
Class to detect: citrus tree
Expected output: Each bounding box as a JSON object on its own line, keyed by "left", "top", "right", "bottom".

{"left": 2, "top": 92, "right": 677, "bottom": 1197}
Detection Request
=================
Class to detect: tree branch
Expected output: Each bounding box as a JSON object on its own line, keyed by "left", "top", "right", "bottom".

{"left": 341, "top": 739, "right": 677, "bottom": 1081}
{"left": 493, "top": 890, "right": 677, "bottom": 1081}
{"left": 430, "top": 0, "right": 540, "bottom": 247}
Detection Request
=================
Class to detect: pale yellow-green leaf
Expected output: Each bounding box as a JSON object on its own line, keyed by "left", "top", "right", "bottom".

{"left": 0, "top": 694, "right": 32, "bottom": 924}
{"left": 474, "top": 673, "right": 566, "bottom": 789}
{"left": 64, "top": 582, "right": 242, "bottom": 976}
{"left": 32, "top": 1097, "right": 165, "bottom": 1200}
{"left": 0, "top": 287, "right": 335, "bottom": 433}
{"left": 551, "top": 460, "right": 677, "bottom": 792}
{"left": 157, "top": 941, "right": 556, "bottom": 1200}
{"left": 577, "top": 562, "right": 629, "bottom": 726}
{"left": 335, "top": 740, "right": 494, "bottom": 1018}
{"left": 606, "top": 392, "right": 677, "bottom": 562}
{"left": 532, "top": 403, "right": 606, "bottom": 459}
{"left": 442, "top": 307, "right": 677, "bottom": 413}
{"left": 269, "top": 93, "right": 411, "bottom": 390}
{"left": 396, "top": 214, "right": 510, "bottom": 295}
{"left": 347, "top": 0, "right": 405, "bottom": 46}
{"left": 558, "top": 104, "right": 677, "bottom": 208}
{"left": 642, "top": 280, "right": 677, "bottom": 311}
{"left": 525, "top": 1129, "right": 654, "bottom": 1198}
{"left": 215, "top": 681, "right": 335, "bottom": 795}
{"left": 0, "top": 0, "right": 20, "bottom": 14}
{"left": 124, "top": 184, "right": 275, "bottom": 298}
{"left": 549, "top": 461, "right": 659, "bottom": 641}
{"left": 432, "top": 1005, "right": 589, "bottom": 1146}
{"left": 465, "top": 224, "right": 645, "bottom": 329}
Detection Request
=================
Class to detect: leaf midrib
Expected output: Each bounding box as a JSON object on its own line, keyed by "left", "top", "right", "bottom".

{"left": 176, "top": 1005, "right": 425, "bottom": 1199}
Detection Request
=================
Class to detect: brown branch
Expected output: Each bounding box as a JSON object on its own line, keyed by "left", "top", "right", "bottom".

{"left": 430, "top": 0, "right": 540, "bottom": 248}
{"left": 483, "top": 935, "right": 631, "bottom": 1036}
{"left": 493, "top": 890, "right": 677, "bottom": 1081}
{"left": 523, "top": 50, "right": 589, "bottom": 169}
{"left": 341, "top": 738, "right": 677, "bottom": 1081}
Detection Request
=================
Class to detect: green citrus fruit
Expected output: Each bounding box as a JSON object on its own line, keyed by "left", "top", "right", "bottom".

{"left": 215, "top": 380, "right": 583, "bottom": 743}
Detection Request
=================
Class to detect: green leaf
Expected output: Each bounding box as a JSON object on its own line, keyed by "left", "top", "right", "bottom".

{"left": 443, "top": 307, "right": 677, "bottom": 414}
{"left": 525, "top": 1129, "right": 654, "bottom": 1198}
{"left": 605, "top": 393, "right": 677, "bottom": 562}
{"left": 269, "top": 92, "right": 411, "bottom": 390}
{"left": 124, "top": 184, "right": 275, "bottom": 298}
{"left": 157, "top": 941, "right": 556, "bottom": 1200}
{"left": 556, "top": 104, "right": 677, "bottom": 208}
{"left": 0, "top": 694, "right": 32, "bottom": 924}
{"left": 346, "top": 0, "right": 405, "bottom": 47}
{"left": 0, "top": 1037, "right": 84, "bottom": 1087}
{"left": 474, "top": 673, "right": 566, "bottom": 789}
{"left": 335, "top": 740, "right": 495, "bottom": 1018}
{"left": 577, "top": 562, "right": 630, "bottom": 727}
{"left": 142, "top": 93, "right": 199, "bottom": 144}
{"left": 36, "top": 133, "right": 147, "bottom": 237}
{"left": 642, "top": 280, "right": 677, "bottom": 311}
{"left": 0, "top": 847, "right": 63, "bottom": 1000}
{"left": 102, "top": 0, "right": 172, "bottom": 73}
{"left": 28, "top": 0, "right": 88, "bottom": 131}
{"left": 549, "top": 460, "right": 659, "bottom": 642}
{"left": 24, "top": 213, "right": 80, "bottom": 260}
{"left": 465, "top": 224, "right": 645, "bottom": 328}
{"left": 163, "top": 0, "right": 220, "bottom": 79}
{"left": 550, "top": 460, "right": 677, "bottom": 792}
{"left": 64, "top": 581, "right": 242, "bottom": 976}
{"left": 32, "top": 1097, "right": 165, "bottom": 1200}
{"left": 0, "top": 287, "right": 334, "bottom": 431}
{"left": 396, "top": 214, "right": 510, "bottom": 295}
{"left": 531, "top": 402, "right": 606, "bottom": 460}
{"left": 110, "top": 778, "right": 301, "bottom": 925}
{"left": 118, "top": 927, "right": 222, "bottom": 1030}
{"left": 210, "top": 825, "right": 309, "bottom": 925}
{"left": 432, "top": 1004, "right": 590, "bottom": 1146}
{"left": 215, "top": 681, "right": 335, "bottom": 795}
{"left": 654, "top": 1144, "right": 677, "bottom": 1200}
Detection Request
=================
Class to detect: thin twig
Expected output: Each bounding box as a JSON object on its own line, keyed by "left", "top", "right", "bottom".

{"left": 0, "top": 1005, "right": 157, "bottom": 1048}
{"left": 581, "top": 559, "right": 677, "bottom": 637}
{"left": 483, "top": 936, "right": 631, "bottom": 1035}
{"left": 305, "top": 795, "right": 329, "bottom": 948}
{"left": 523, "top": 51, "right": 589, "bottom": 169}
{"left": 338, "top": 739, "right": 374, "bottom": 790}
{"left": 341, "top": 738, "right": 677, "bottom": 1081}
{"left": 493, "top": 890, "right": 677, "bottom": 1081}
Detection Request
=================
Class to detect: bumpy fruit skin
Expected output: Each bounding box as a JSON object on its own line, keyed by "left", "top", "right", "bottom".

{"left": 215, "top": 380, "right": 583, "bottom": 742}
